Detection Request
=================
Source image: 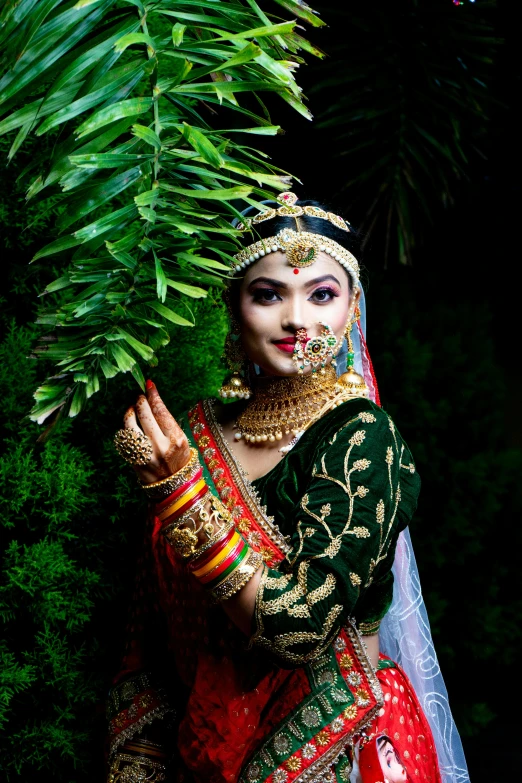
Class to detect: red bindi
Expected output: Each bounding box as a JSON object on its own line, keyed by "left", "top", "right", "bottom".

{"left": 293, "top": 268, "right": 299, "bottom": 274}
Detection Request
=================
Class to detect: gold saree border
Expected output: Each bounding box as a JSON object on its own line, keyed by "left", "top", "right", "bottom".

{"left": 188, "top": 400, "right": 291, "bottom": 566}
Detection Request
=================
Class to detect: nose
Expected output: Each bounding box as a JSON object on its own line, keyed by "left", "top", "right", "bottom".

{"left": 281, "top": 296, "right": 307, "bottom": 333}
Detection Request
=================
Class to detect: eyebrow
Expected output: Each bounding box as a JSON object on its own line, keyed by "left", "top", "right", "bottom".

{"left": 248, "top": 274, "right": 342, "bottom": 289}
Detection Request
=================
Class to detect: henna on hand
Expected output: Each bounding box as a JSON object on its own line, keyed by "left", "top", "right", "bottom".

{"left": 123, "top": 381, "right": 191, "bottom": 485}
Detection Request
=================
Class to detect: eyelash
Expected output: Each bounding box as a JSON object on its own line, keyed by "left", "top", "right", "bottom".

{"left": 252, "top": 287, "right": 339, "bottom": 304}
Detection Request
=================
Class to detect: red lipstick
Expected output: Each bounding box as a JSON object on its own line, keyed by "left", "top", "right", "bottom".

{"left": 273, "top": 336, "right": 301, "bottom": 354}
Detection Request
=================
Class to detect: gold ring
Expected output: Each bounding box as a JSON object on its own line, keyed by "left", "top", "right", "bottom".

{"left": 114, "top": 429, "right": 153, "bottom": 465}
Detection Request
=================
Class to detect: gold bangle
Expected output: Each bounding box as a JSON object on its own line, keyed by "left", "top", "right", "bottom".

{"left": 210, "top": 549, "right": 263, "bottom": 603}
{"left": 186, "top": 519, "right": 235, "bottom": 563}
{"left": 140, "top": 448, "right": 200, "bottom": 499}
{"left": 108, "top": 752, "right": 167, "bottom": 783}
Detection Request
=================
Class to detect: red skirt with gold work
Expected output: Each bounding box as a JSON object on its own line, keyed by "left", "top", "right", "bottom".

{"left": 349, "top": 655, "right": 441, "bottom": 783}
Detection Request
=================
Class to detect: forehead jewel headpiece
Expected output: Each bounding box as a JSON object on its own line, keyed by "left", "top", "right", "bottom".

{"left": 231, "top": 192, "right": 360, "bottom": 285}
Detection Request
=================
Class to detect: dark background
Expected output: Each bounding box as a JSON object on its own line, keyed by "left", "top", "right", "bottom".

{"left": 1, "top": 1, "right": 520, "bottom": 781}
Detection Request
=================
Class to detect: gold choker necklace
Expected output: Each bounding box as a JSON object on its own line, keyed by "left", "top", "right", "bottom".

{"left": 234, "top": 364, "right": 369, "bottom": 445}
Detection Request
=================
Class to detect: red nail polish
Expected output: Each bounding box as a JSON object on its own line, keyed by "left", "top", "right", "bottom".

{"left": 146, "top": 379, "right": 154, "bottom": 390}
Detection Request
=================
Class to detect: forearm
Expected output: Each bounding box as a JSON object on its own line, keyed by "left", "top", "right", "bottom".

{"left": 148, "top": 457, "right": 262, "bottom": 624}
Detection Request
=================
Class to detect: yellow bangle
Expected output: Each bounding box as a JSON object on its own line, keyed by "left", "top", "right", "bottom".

{"left": 165, "top": 479, "right": 207, "bottom": 516}
{"left": 157, "top": 477, "right": 205, "bottom": 521}
{"left": 192, "top": 531, "right": 242, "bottom": 578}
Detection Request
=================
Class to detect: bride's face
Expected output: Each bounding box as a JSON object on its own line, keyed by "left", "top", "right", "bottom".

{"left": 238, "top": 251, "right": 358, "bottom": 377}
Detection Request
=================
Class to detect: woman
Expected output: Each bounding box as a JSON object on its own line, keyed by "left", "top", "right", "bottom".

{"left": 108, "top": 194, "right": 467, "bottom": 783}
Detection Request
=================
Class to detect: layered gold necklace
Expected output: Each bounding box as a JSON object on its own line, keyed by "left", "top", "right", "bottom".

{"left": 234, "top": 364, "right": 368, "bottom": 445}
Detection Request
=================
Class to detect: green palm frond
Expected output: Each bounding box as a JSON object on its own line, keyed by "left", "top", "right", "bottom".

{"left": 0, "top": 0, "right": 324, "bottom": 423}
{"left": 309, "top": 0, "right": 499, "bottom": 265}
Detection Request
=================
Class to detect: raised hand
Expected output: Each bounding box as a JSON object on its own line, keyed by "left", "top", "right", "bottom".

{"left": 122, "top": 381, "right": 191, "bottom": 485}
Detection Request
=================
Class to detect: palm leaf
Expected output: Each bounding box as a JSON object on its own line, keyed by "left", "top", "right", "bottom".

{"left": 0, "top": 0, "right": 322, "bottom": 422}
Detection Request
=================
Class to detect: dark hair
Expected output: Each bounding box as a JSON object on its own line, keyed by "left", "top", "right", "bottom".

{"left": 238, "top": 198, "right": 363, "bottom": 263}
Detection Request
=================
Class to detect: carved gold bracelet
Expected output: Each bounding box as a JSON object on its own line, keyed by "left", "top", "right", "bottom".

{"left": 139, "top": 448, "right": 201, "bottom": 500}
{"left": 108, "top": 752, "right": 167, "bottom": 782}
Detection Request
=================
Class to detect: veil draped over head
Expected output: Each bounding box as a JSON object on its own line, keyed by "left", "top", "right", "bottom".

{"left": 347, "top": 290, "right": 470, "bottom": 783}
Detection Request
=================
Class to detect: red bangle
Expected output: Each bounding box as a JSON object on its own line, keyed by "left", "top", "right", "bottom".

{"left": 203, "top": 542, "right": 250, "bottom": 591}
{"left": 160, "top": 485, "right": 209, "bottom": 528}
{"left": 198, "top": 538, "right": 247, "bottom": 586}
{"left": 155, "top": 467, "right": 203, "bottom": 512}
{"left": 187, "top": 528, "right": 236, "bottom": 572}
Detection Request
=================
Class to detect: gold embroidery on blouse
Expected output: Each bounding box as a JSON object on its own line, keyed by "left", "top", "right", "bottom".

{"left": 358, "top": 618, "right": 382, "bottom": 635}
{"left": 251, "top": 412, "right": 407, "bottom": 664}
{"left": 401, "top": 462, "right": 416, "bottom": 473}
{"left": 352, "top": 526, "right": 370, "bottom": 538}
{"left": 388, "top": 415, "right": 399, "bottom": 452}
{"left": 263, "top": 604, "right": 344, "bottom": 662}
{"left": 287, "top": 604, "right": 311, "bottom": 618}
{"left": 308, "top": 573, "right": 336, "bottom": 605}
{"left": 264, "top": 573, "right": 292, "bottom": 590}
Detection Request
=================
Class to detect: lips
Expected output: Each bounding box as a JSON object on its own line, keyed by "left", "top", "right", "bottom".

{"left": 273, "top": 337, "right": 297, "bottom": 354}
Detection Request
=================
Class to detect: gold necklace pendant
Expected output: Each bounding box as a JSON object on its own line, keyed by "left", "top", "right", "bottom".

{"left": 234, "top": 364, "right": 368, "bottom": 445}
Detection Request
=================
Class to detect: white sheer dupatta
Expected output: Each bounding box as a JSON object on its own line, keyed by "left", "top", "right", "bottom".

{"left": 348, "top": 289, "right": 470, "bottom": 783}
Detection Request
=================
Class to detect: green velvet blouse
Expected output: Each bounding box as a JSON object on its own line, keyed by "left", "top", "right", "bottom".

{"left": 249, "top": 396, "right": 420, "bottom": 668}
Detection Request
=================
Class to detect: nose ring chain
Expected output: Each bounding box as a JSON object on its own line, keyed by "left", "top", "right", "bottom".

{"left": 292, "top": 323, "right": 340, "bottom": 375}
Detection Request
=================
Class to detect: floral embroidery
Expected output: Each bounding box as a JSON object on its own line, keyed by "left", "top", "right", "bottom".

{"left": 302, "top": 742, "right": 317, "bottom": 760}
{"left": 349, "top": 573, "right": 362, "bottom": 587}
{"left": 317, "top": 669, "right": 335, "bottom": 686}
{"left": 285, "top": 756, "right": 302, "bottom": 772}
{"left": 248, "top": 531, "right": 262, "bottom": 548}
{"left": 272, "top": 770, "right": 288, "bottom": 783}
{"left": 353, "top": 458, "right": 371, "bottom": 471}
{"left": 355, "top": 688, "right": 371, "bottom": 707}
{"left": 301, "top": 705, "right": 321, "bottom": 728}
{"left": 272, "top": 733, "right": 292, "bottom": 757}
{"left": 347, "top": 672, "right": 362, "bottom": 687}
{"left": 355, "top": 485, "right": 369, "bottom": 497}
{"left": 331, "top": 716, "right": 345, "bottom": 733}
{"left": 351, "top": 526, "right": 370, "bottom": 538}
{"left": 343, "top": 705, "right": 358, "bottom": 720}
{"left": 339, "top": 653, "right": 353, "bottom": 669}
{"left": 349, "top": 430, "right": 366, "bottom": 446}
{"left": 247, "top": 763, "right": 262, "bottom": 782}
{"left": 315, "top": 729, "right": 330, "bottom": 746}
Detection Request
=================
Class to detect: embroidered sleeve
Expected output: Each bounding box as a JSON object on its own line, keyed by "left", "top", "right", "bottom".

{"left": 250, "top": 410, "right": 409, "bottom": 667}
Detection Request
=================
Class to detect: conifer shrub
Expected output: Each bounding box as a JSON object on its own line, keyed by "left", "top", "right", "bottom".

{"left": 0, "top": 298, "right": 228, "bottom": 781}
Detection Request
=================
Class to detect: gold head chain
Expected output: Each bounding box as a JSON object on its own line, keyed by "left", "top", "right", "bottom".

{"left": 231, "top": 192, "right": 360, "bottom": 285}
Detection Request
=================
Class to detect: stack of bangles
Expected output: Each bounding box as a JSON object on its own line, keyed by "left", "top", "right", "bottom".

{"left": 140, "top": 448, "right": 263, "bottom": 602}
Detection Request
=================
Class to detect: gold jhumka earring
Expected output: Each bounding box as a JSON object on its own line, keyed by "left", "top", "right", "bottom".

{"left": 336, "top": 306, "right": 369, "bottom": 398}
{"left": 218, "top": 319, "right": 252, "bottom": 400}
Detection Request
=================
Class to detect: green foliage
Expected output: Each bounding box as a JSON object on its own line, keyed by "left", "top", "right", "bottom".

{"left": 308, "top": 0, "right": 499, "bottom": 264}
{"left": 0, "top": 0, "right": 323, "bottom": 423}
{"left": 0, "top": 293, "right": 228, "bottom": 779}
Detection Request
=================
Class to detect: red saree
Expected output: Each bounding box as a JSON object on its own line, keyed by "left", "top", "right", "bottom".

{"left": 108, "top": 400, "right": 441, "bottom": 783}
